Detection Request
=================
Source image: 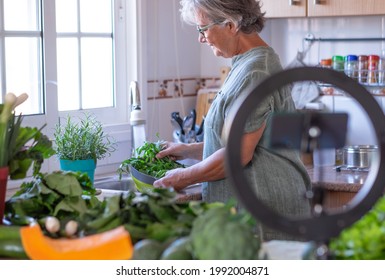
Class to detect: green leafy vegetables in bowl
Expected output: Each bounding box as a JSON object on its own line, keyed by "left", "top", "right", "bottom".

{"left": 118, "top": 140, "right": 184, "bottom": 180}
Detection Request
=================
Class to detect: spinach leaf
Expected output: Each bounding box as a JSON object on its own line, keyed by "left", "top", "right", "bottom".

{"left": 44, "top": 172, "right": 83, "bottom": 196}
{"left": 118, "top": 140, "right": 184, "bottom": 179}
{"left": 4, "top": 171, "right": 100, "bottom": 224}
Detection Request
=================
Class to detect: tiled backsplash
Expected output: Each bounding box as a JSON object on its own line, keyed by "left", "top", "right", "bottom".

{"left": 145, "top": 75, "right": 222, "bottom": 143}
{"left": 146, "top": 76, "right": 221, "bottom": 100}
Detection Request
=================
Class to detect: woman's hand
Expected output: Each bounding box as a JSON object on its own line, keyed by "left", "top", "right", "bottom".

{"left": 156, "top": 141, "right": 187, "bottom": 161}
{"left": 153, "top": 142, "right": 204, "bottom": 191}
{"left": 153, "top": 124, "right": 265, "bottom": 191}
{"left": 153, "top": 168, "right": 187, "bottom": 191}
{"left": 157, "top": 141, "right": 204, "bottom": 161}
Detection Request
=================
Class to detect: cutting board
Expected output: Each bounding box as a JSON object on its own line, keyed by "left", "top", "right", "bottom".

{"left": 195, "top": 88, "right": 218, "bottom": 126}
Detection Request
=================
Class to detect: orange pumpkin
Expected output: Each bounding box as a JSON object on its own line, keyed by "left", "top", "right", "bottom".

{"left": 20, "top": 223, "right": 133, "bottom": 260}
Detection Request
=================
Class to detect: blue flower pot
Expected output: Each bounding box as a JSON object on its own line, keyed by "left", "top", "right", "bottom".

{"left": 59, "top": 159, "right": 96, "bottom": 184}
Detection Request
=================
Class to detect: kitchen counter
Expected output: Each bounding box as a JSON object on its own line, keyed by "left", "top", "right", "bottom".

{"left": 306, "top": 165, "right": 367, "bottom": 192}
{"left": 175, "top": 184, "right": 202, "bottom": 202}
{"left": 306, "top": 165, "right": 371, "bottom": 209}
{"left": 174, "top": 165, "right": 372, "bottom": 209}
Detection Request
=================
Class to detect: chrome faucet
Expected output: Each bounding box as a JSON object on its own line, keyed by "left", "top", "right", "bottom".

{"left": 130, "top": 81, "right": 141, "bottom": 111}
{"left": 129, "top": 81, "right": 146, "bottom": 151}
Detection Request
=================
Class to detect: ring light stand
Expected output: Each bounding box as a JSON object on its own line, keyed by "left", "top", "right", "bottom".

{"left": 224, "top": 67, "right": 385, "bottom": 250}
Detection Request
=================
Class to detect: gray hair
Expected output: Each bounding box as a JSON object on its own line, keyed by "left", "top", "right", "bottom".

{"left": 180, "top": 0, "right": 266, "bottom": 34}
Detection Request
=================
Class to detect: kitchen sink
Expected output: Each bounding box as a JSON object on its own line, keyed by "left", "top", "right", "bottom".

{"left": 93, "top": 175, "right": 202, "bottom": 201}
{"left": 94, "top": 175, "right": 137, "bottom": 192}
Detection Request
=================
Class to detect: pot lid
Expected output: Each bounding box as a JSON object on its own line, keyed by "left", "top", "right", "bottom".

{"left": 344, "top": 145, "right": 378, "bottom": 151}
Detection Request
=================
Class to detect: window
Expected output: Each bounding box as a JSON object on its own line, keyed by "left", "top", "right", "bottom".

{"left": 56, "top": 0, "right": 114, "bottom": 111}
{"left": 1, "top": 0, "right": 43, "bottom": 115}
{"left": 1, "top": 0, "right": 136, "bottom": 175}
{"left": 1, "top": 0, "right": 125, "bottom": 114}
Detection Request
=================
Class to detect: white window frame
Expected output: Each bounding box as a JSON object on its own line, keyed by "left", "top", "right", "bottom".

{"left": 3, "top": 0, "right": 139, "bottom": 184}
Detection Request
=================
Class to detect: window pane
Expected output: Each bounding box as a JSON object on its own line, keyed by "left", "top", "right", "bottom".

{"left": 80, "top": 0, "right": 112, "bottom": 33}
{"left": 4, "top": 0, "right": 39, "bottom": 31}
{"left": 56, "top": 0, "right": 78, "bottom": 32}
{"left": 57, "top": 38, "right": 80, "bottom": 111}
{"left": 5, "top": 37, "right": 43, "bottom": 115}
{"left": 81, "top": 38, "right": 113, "bottom": 109}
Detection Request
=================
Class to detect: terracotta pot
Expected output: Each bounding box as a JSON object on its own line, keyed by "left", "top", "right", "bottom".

{"left": 0, "top": 166, "right": 9, "bottom": 225}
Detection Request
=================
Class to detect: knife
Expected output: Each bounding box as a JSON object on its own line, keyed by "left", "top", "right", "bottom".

{"left": 171, "top": 112, "right": 184, "bottom": 135}
{"left": 190, "top": 109, "right": 196, "bottom": 132}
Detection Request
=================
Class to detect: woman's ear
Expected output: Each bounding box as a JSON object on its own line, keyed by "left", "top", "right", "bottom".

{"left": 227, "top": 21, "right": 238, "bottom": 35}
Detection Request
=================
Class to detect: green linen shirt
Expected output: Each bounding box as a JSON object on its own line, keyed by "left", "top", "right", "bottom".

{"left": 202, "top": 46, "right": 312, "bottom": 241}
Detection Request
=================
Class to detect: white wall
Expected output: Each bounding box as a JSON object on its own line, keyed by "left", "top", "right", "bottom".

{"left": 145, "top": 0, "right": 201, "bottom": 81}
{"left": 142, "top": 0, "right": 226, "bottom": 142}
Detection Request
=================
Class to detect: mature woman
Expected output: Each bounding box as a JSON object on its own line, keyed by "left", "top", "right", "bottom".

{"left": 153, "top": 0, "right": 311, "bottom": 241}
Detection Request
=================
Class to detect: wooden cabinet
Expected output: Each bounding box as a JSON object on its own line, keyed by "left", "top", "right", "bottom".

{"left": 262, "top": 0, "right": 306, "bottom": 18}
{"left": 262, "top": 0, "right": 385, "bottom": 18}
{"left": 308, "top": 0, "right": 385, "bottom": 17}
{"left": 323, "top": 189, "right": 357, "bottom": 210}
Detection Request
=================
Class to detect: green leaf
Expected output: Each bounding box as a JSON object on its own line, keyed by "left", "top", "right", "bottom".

{"left": 54, "top": 113, "right": 116, "bottom": 161}
{"left": 53, "top": 196, "right": 88, "bottom": 216}
{"left": 147, "top": 222, "right": 175, "bottom": 242}
{"left": 329, "top": 195, "right": 385, "bottom": 259}
{"left": 44, "top": 172, "right": 83, "bottom": 196}
{"left": 147, "top": 199, "right": 177, "bottom": 222}
{"left": 118, "top": 139, "right": 184, "bottom": 179}
{"left": 8, "top": 124, "right": 55, "bottom": 179}
{"left": 123, "top": 224, "right": 148, "bottom": 242}
{"left": 86, "top": 213, "right": 119, "bottom": 230}
{"left": 103, "top": 195, "right": 121, "bottom": 215}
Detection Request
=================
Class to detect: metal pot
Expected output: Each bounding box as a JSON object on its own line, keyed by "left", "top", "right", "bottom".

{"left": 343, "top": 145, "right": 378, "bottom": 168}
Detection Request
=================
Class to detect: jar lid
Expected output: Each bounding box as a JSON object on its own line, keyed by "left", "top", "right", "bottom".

{"left": 345, "top": 55, "right": 358, "bottom": 61}
{"left": 320, "top": 58, "right": 332, "bottom": 66}
{"left": 332, "top": 55, "right": 344, "bottom": 61}
{"left": 368, "top": 55, "right": 380, "bottom": 61}
{"left": 358, "top": 55, "right": 368, "bottom": 61}
{"left": 344, "top": 145, "right": 378, "bottom": 151}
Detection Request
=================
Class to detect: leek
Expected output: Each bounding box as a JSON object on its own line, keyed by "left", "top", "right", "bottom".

{"left": 0, "top": 93, "right": 17, "bottom": 167}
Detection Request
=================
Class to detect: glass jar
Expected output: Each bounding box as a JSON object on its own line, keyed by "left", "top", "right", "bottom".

{"left": 367, "top": 55, "right": 380, "bottom": 85}
{"left": 332, "top": 55, "right": 344, "bottom": 72}
{"left": 320, "top": 58, "right": 332, "bottom": 68}
{"left": 344, "top": 55, "right": 358, "bottom": 80}
{"left": 318, "top": 58, "right": 333, "bottom": 95}
{"left": 378, "top": 50, "right": 385, "bottom": 85}
{"left": 358, "top": 55, "right": 368, "bottom": 84}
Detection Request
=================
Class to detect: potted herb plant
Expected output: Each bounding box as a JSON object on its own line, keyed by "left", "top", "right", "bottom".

{"left": 0, "top": 92, "right": 55, "bottom": 224}
{"left": 54, "top": 113, "right": 116, "bottom": 184}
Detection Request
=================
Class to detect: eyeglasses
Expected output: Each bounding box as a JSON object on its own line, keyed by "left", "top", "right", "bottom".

{"left": 196, "top": 21, "right": 220, "bottom": 37}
